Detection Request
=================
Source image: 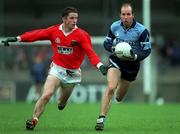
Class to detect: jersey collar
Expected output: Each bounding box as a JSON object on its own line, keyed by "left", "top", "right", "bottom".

{"left": 59, "top": 24, "right": 78, "bottom": 36}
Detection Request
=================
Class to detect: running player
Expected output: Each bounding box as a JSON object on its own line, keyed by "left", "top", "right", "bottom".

{"left": 95, "top": 3, "right": 151, "bottom": 131}
{"left": 2, "top": 6, "right": 108, "bottom": 130}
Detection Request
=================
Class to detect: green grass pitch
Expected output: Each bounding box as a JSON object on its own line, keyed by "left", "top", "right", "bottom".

{"left": 0, "top": 102, "right": 180, "bottom": 134}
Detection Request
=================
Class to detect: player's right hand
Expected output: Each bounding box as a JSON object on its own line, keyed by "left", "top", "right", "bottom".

{"left": 1, "top": 37, "right": 18, "bottom": 46}
{"left": 99, "top": 65, "right": 108, "bottom": 75}
{"left": 111, "top": 46, "right": 116, "bottom": 54}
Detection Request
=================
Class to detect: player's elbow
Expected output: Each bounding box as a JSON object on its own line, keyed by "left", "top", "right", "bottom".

{"left": 103, "top": 41, "right": 112, "bottom": 52}
{"left": 138, "top": 49, "right": 151, "bottom": 61}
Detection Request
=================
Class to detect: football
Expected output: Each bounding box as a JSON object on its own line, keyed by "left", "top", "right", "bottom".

{"left": 114, "top": 42, "right": 132, "bottom": 58}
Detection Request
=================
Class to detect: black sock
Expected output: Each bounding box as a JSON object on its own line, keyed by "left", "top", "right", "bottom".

{"left": 99, "top": 115, "right": 105, "bottom": 118}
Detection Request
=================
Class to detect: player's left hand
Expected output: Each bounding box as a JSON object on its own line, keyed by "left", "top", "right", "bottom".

{"left": 99, "top": 65, "right": 108, "bottom": 75}
{"left": 1, "top": 37, "right": 18, "bottom": 47}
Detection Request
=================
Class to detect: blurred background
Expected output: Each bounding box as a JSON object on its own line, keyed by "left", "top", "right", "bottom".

{"left": 0, "top": 0, "right": 180, "bottom": 104}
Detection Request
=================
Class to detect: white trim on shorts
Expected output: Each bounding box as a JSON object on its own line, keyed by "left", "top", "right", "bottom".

{"left": 49, "top": 62, "right": 81, "bottom": 86}
{"left": 109, "top": 59, "right": 120, "bottom": 69}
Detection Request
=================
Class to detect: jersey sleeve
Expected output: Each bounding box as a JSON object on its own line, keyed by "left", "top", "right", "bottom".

{"left": 134, "top": 29, "right": 151, "bottom": 61}
{"left": 81, "top": 31, "right": 101, "bottom": 67}
{"left": 19, "top": 25, "right": 55, "bottom": 42}
{"left": 103, "top": 28, "right": 116, "bottom": 53}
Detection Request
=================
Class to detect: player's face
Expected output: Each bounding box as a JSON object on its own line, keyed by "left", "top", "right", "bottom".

{"left": 63, "top": 12, "right": 78, "bottom": 30}
{"left": 120, "top": 6, "right": 134, "bottom": 28}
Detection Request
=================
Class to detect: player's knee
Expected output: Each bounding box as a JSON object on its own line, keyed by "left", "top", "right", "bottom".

{"left": 41, "top": 93, "right": 53, "bottom": 102}
{"left": 107, "top": 85, "right": 116, "bottom": 95}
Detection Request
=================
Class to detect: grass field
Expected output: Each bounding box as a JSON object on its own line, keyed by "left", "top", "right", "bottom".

{"left": 0, "top": 102, "right": 180, "bottom": 134}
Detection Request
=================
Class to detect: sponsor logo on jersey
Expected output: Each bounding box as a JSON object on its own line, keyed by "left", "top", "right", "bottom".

{"left": 57, "top": 46, "right": 73, "bottom": 54}
{"left": 115, "top": 39, "right": 136, "bottom": 46}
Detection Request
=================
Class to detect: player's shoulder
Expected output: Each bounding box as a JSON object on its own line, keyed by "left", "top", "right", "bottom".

{"left": 45, "top": 24, "right": 60, "bottom": 31}
{"left": 108, "top": 20, "right": 121, "bottom": 34}
{"left": 111, "top": 20, "right": 121, "bottom": 26}
{"left": 111, "top": 20, "right": 121, "bottom": 30}
{"left": 134, "top": 21, "right": 147, "bottom": 32}
{"left": 76, "top": 28, "right": 90, "bottom": 37}
{"left": 134, "top": 21, "right": 150, "bottom": 40}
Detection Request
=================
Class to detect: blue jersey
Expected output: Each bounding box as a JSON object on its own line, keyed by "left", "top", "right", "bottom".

{"left": 104, "top": 19, "right": 151, "bottom": 61}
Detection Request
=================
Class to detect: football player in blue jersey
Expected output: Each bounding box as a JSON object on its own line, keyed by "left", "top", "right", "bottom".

{"left": 95, "top": 3, "right": 151, "bottom": 131}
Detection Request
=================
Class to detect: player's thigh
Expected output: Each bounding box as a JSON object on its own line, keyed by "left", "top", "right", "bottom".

{"left": 107, "top": 68, "right": 121, "bottom": 89}
{"left": 42, "top": 74, "right": 60, "bottom": 96}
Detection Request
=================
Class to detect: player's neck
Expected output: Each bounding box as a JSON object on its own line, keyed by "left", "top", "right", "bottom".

{"left": 124, "top": 22, "right": 133, "bottom": 29}
{"left": 62, "top": 24, "right": 73, "bottom": 33}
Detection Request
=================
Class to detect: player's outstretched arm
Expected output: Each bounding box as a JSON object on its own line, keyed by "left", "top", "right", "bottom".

{"left": 1, "top": 37, "right": 18, "bottom": 46}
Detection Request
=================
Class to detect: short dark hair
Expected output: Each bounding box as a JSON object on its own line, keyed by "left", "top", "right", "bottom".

{"left": 61, "top": 7, "right": 78, "bottom": 18}
{"left": 120, "top": 3, "right": 134, "bottom": 14}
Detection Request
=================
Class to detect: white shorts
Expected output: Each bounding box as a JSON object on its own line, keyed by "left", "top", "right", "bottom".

{"left": 49, "top": 63, "right": 81, "bottom": 86}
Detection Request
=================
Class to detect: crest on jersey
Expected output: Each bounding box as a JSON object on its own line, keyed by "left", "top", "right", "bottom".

{"left": 71, "top": 40, "right": 78, "bottom": 46}
{"left": 55, "top": 37, "right": 61, "bottom": 44}
{"left": 115, "top": 32, "right": 119, "bottom": 37}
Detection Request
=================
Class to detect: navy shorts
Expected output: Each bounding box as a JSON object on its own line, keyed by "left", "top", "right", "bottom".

{"left": 108, "top": 55, "right": 140, "bottom": 81}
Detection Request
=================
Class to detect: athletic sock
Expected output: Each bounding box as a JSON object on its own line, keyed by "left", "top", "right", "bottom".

{"left": 33, "top": 117, "right": 38, "bottom": 127}
{"left": 99, "top": 115, "right": 105, "bottom": 119}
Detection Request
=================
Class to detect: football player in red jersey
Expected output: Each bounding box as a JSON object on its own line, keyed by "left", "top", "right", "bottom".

{"left": 2, "top": 7, "right": 107, "bottom": 130}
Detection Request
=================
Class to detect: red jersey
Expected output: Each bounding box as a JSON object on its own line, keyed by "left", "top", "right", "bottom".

{"left": 19, "top": 24, "right": 101, "bottom": 69}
